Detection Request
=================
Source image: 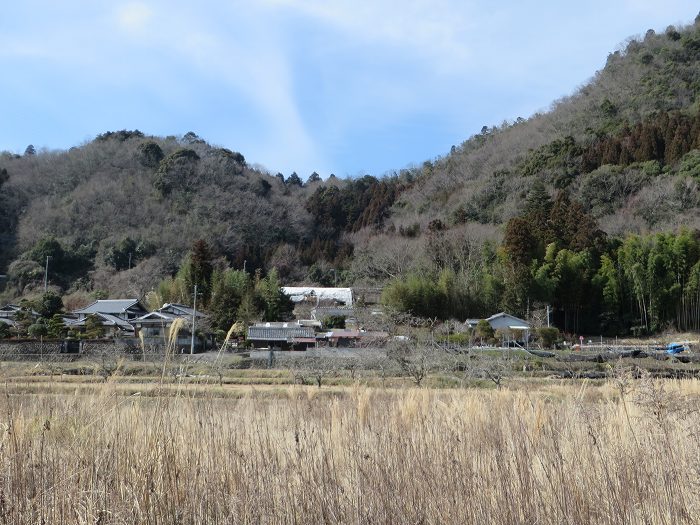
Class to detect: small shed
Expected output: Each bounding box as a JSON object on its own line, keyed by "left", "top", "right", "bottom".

{"left": 466, "top": 312, "right": 530, "bottom": 331}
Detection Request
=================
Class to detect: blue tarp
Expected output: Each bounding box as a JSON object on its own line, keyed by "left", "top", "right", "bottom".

{"left": 666, "top": 343, "right": 686, "bottom": 354}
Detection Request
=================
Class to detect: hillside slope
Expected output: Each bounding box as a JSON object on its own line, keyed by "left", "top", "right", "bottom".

{"left": 0, "top": 130, "right": 404, "bottom": 300}
{"left": 390, "top": 18, "right": 700, "bottom": 236}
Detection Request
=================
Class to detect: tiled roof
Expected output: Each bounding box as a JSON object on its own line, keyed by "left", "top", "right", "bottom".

{"left": 0, "top": 304, "right": 20, "bottom": 313}
{"left": 67, "top": 312, "right": 134, "bottom": 331}
{"left": 247, "top": 326, "right": 315, "bottom": 341}
{"left": 328, "top": 330, "right": 361, "bottom": 338}
{"left": 312, "top": 306, "right": 355, "bottom": 319}
{"left": 159, "top": 303, "right": 207, "bottom": 318}
{"left": 73, "top": 299, "right": 144, "bottom": 315}
{"left": 133, "top": 311, "right": 179, "bottom": 323}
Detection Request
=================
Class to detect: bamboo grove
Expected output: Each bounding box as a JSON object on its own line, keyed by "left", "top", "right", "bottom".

{"left": 384, "top": 183, "right": 700, "bottom": 336}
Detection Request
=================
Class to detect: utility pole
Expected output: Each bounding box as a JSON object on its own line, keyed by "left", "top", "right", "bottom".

{"left": 128, "top": 252, "right": 132, "bottom": 270}
{"left": 43, "top": 256, "right": 51, "bottom": 292}
{"left": 190, "top": 284, "right": 198, "bottom": 355}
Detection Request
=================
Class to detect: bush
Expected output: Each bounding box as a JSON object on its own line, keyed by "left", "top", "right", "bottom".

{"left": 322, "top": 315, "right": 346, "bottom": 329}
{"left": 28, "top": 320, "right": 49, "bottom": 338}
{"left": 476, "top": 320, "right": 495, "bottom": 342}
{"left": 35, "top": 291, "right": 63, "bottom": 318}
{"left": 538, "top": 327, "right": 560, "bottom": 349}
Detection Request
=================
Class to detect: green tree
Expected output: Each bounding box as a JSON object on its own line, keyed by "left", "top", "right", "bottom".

{"left": 322, "top": 315, "right": 346, "bottom": 329}
{"left": 209, "top": 269, "right": 251, "bottom": 330}
{"left": 28, "top": 320, "right": 48, "bottom": 338}
{"left": 188, "top": 239, "right": 214, "bottom": 305}
{"left": 255, "top": 268, "right": 292, "bottom": 321}
{"left": 137, "top": 140, "right": 164, "bottom": 168}
{"left": 13, "top": 304, "right": 35, "bottom": 337}
{"left": 0, "top": 323, "right": 11, "bottom": 339}
{"left": 237, "top": 294, "right": 260, "bottom": 325}
{"left": 537, "top": 327, "right": 560, "bottom": 348}
{"left": 475, "top": 319, "right": 495, "bottom": 342}
{"left": 47, "top": 314, "right": 67, "bottom": 339}
{"left": 27, "top": 237, "right": 65, "bottom": 268}
{"left": 105, "top": 237, "right": 153, "bottom": 271}
{"left": 35, "top": 291, "right": 63, "bottom": 318}
{"left": 84, "top": 314, "right": 106, "bottom": 339}
{"left": 287, "top": 172, "right": 303, "bottom": 186}
{"left": 153, "top": 148, "right": 200, "bottom": 196}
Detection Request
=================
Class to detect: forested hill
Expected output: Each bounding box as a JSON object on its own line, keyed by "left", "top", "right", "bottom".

{"left": 0, "top": 130, "right": 405, "bottom": 301}
{"left": 5, "top": 17, "right": 700, "bottom": 336}
{"left": 390, "top": 17, "right": 700, "bottom": 237}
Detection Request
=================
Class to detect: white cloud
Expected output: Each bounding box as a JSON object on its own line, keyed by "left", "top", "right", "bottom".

{"left": 116, "top": 2, "right": 154, "bottom": 32}
{"left": 148, "top": 7, "right": 327, "bottom": 173}
{"left": 262, "top": 0, "right": 476, "bottom": 72}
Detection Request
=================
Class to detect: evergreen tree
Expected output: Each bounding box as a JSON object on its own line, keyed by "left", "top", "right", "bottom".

{"left": 188, "top": 240, "right": 214, "bottom": 305}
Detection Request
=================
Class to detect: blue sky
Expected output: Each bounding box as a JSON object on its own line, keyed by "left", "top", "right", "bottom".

{"left": 0, "top": 1, "right": 697, "bottom": 178}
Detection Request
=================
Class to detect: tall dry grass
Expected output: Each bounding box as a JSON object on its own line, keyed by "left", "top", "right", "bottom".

{"left": 0, "top": 377, "right": 699, "bottom": 524}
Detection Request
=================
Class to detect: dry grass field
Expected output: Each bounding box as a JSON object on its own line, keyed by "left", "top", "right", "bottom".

{"left": 0, "top": 371, "right": 699, "bottom": 524}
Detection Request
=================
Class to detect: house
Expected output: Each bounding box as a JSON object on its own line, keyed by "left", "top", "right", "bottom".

{"left": 65, "top": 312, "right": 135, "bottom": 337}
{"left": 311, "top": 305, "right": 356, "bottom": 322}
{"left": 0, "top": 304, "right": 39, "bottom": 321}
{"left": 0, "top": 304, "right": 21, "bottom": 321}
{"left": 0, "top": 305, "right": 20, "bottom": 330}
{"left": 282, "top": 287, "right": 353, "bottom": 306}
{"left": 0, "top": 304, "right": 40, "bottom": 332}
{"left": 131, "top": 303, "right": 209, "bottom": 353}
{"left": 326, "top": 329, "right": 362, "bottom": 347}
{"left": 73, "top": 299, "right": 148, "bottom": 321}
{"left": 158, "top": 303, "right": 205, "bottom": 319}
{"left": 465, "top": 312, "right": 531, "bottom": 331}
{"left": 247, "top": 322, "right": 316, "bottom": 350}
{"left": 351, "top": 287, "right": 383, "bottom": 305}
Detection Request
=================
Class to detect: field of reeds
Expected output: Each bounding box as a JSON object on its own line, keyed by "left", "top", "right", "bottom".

{"left": 0, "top": 372, "right": 699, "bottom": 524}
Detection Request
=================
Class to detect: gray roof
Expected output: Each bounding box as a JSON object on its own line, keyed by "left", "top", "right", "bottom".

{"left": 159, "top": 303, "right": 207, "bottom": 318}
{"left": 486, "top": 312, "right": 530, "bottom": 328}
{"left": 0, "top": 304, "right": 20, "bottom": 313}
{"left": 312, "top": 306, "right": 355, "bottom": 320}
{"left": 67, "top": 312, "right": 134, "bottom": 331}
{"left": 0, "top": 304, "right": 39, "bottom": 318}
{"left": 465, "top": 312, "right": 530, "bottom": 330}
{"left": 247, "top": 326, "right": 315, "bottom": 341}
{"left": 133, "top": 311, "right": 179, "bottom": 324}
{"left": 73, "top": 299, "right": 145, "bottom": 315}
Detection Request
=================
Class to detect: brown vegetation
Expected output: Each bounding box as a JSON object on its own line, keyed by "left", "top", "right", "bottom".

{"left": 0, "top": 375, "right": 699, "bottom": 523}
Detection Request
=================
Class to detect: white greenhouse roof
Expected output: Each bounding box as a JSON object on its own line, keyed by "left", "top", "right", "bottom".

{"left": 282, "top": 287, "right": 353, "bottom": 305}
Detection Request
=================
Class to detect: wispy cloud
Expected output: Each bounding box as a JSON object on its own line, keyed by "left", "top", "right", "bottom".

{"left": 263, "top": 0, "right": 476, "bottom": 72}
{"left": 115, "top": 2, "right": 154, "bottom": 32}
{"left": 0, "top": 0, "right": 698, "bottom": 175}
